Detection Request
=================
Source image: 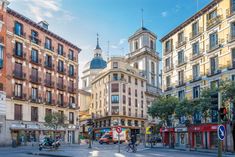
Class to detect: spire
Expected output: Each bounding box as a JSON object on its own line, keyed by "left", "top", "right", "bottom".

{"left": 141, "top": 8, "right": 144, "bottom": 28}
{"left": 96, "top": 33, "right": 101, "bottom": 49}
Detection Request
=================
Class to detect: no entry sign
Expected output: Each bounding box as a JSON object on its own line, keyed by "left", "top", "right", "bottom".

{"left": 116, "top": 126, "right": 122, "bottom": 133}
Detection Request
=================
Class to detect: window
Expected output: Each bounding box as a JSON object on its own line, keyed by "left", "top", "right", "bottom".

{"left": 178, "top": 70, "right": 184, "bottom": 85}
{"left": 141, "top": 91, "right": 143, "bottom": 98}
{"left": 111, "top": 83, "right": 119, "bottom": 92}
{"left": 208, "top": 10, "right": 217, "bottom": 20}
{"left": 128, "top": 97, "right": 131, "bottom": 106}
{"left": 135, "top": 99, "right": 138, "bottom": 107}
{"left": 232, "top": 0, "right": 235, "bottom": 13}
{"left": 31, "top": 87, "right": 38, "bottom": 100}
{"left": 151, "top": 62, "right": 155, "bottom": 73}
{"left": 46, "top": 91, "right": 52, "bottom": 103}
{"left": 14, "top": 21, "right": 23, "bottom": 36}
{"left": 14, "top": 104, "right": 22, "bottom": 120}
{"left": 231, "top": 22, "right": 235, "bottom": 39}
{"left": 14, "top": 62, "right": 23, "bottom": 77}
{"left": 192, "top": 41, "right": 199, "bottom": 55}
{"left": 178, "top": 31, "right": 184, "bottom": 43}
{"left": 141, "top": 81, "right": 144, "bottom": 87}
{"left": 210, "top": 56, "right": 218, "bottom": 74}
{"left": 15, "top": 41, "right": 23, "bottom": 57}
{"left": 150, "top": 40, "right": 154, "bottom": 49}
{"left": 178, "top": 50, "right": 184, "bottom": 65}
{"left": 113, "top": 62, "right": 118, "bottom": 68}
{"left": 232, "top": 75, "right": 235, "bottom": 81}
{"left": 209, "top": 31, "right": 218, "bottom": 49}
{"left": 69, "top": 96, "right": 75, "bottom": 104}
{"left": 112, "top": 106, "right": 119, "bottom": 115}
{"left": 128, "top": 120, "right": 132, "bottom": 126}
{"left": 31, "top": 107, "right": 38, "bottom": 121}
{"left": 134, "top": 62, "right": 138, "bottom": 69}
{"left": 192, "top": 64, "right": 200, "bottom": 80}
{"left": 31, "top": 49, "right": 38, "bottom": 63}
{"left": 135, "top": 78, "right": 138, "bottom": 85}
{"left": 69, "top": 112, "right": 74, "bottom": 124}
{"left": 192, "top": 21, "right": 199, "bottom": 36}
{"left": 45, "top": 108, "right": 52, "bottom": 116}
{"left": 58, "top": 94, "right": 63, "bottom": 105}
{"left": 211, "top": 80, "right": 219, "bottom": 89}
{"left": 69, "top": 64, "right": 74, "bottom": 76}
{"left": 45, "top": 54, "right": 52, "bottom": 67}
{"left": 128, "top": 76, "right": 131, "bottom": 83}
{"left": 113, "top": 73, "right": 118, "bottom": 81}
{"left": 135, "top": 89, "right": 137, "bottom": 97}
{"left": 31, "top": 68, "right": 38, "bottom": 82}
{"left": 165, "top": 40, "right": 172, "bottom": 52}
{"left": 58, "top": 60, "right": 64, "bottom": 72}
{"left": 193, "top": 86, "right": 200, "bottom": 99}
{"left": 58, "top": 44, "right": 63, "bottom": 55}
{"left": 141, "top": 100, "right": 143, "bottom": 108}
{"left": 165, "top": 57, "right": 171, "bottom": 69}
{"left": 111, "top": 95, "right": 119, "bottom": 103}
{"left": 0, "top": 45, "right": 3, "bottom": 69}
{"left": 134, "top": 40, "right": 139, "bottom": 50}
{"left": 178, "top": 90, "right": 185, "bottom": 101}
{"left": 166, "top": 76, "right": 171, "bottom": 87}
{"left": 14, "top": 83, "right": 22, "bottom": 97}
{"left": 123, "top": 95, "right": 126, "bottom": 104}
{"left": 232, "top": 48, "right": 235, "bottom": 68}
{"left": 45, "top": 37, "right": 52, "bottom": 50}
{"left": 128, "top": 88, "right": 131, "bottom": 95}
{"left": 31, "top": 30, "right": 38, "bottom": 44}
{"left": 122, "top": 84, "right": 126, "bottom": 93}
{"left": 69, "top": 49, "right": 74, "bottom": 60}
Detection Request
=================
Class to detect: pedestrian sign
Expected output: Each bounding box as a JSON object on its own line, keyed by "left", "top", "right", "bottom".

{"left": 88, "top": 127, "right": 92, "bottom": 133}
{"left": 217, "top": 125, "right": 225, "bottom": 141}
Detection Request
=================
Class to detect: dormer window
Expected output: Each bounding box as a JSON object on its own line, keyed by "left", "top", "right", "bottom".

{"left": 134, "top": 40, "right": 139, "bottom": 50}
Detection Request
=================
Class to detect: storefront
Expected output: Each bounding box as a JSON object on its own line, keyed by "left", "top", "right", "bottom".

{"left": 160, "top": 127, "right": 174, "bottom": 147}
{"left": 188, "top": 123, "right": 224, "bottom": 150}
{"left": 94, "top": 128, "right": 111, "bottom": 140}
{"left": 174, "top": 127, "right": 188, "bottom": 149}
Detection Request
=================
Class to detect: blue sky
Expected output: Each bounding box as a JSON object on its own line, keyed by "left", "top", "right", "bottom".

{"left": 8, "top": 0, "right": 211, "bottom": 78}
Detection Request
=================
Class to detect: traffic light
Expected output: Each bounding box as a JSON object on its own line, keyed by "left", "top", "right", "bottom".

{"left": 219, "top": 107, "right": 227, "bottom": 121}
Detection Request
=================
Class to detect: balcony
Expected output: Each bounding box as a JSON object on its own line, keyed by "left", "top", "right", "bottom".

{"left": 207, "top": 69, "right": 221, "bottom": 77}
{"left": 189, "top": 27, "right": 203, "bottom": 40}
{"left": 13, "top": 49, "right": 26, "bottom": 60}
{"left": 227, "top": 34, "right": 235, "bottom": 43}
{"left": 68, "top": 54, "right": 77, "bottom": 62}
{"left": 44, "top": 62, "right": 54, "bottom": 71}
{"left": 68, "top": 86, "right": 77, "bottom": 94}
{"left": 176, "top": 37, "right": 187, "bottom": 49}
{"left": 164, "top": 65, "right": 173, "bottom": 73}
{"left": 190, "top": 49, "right": 204, "bottom": 61}
{"left": 57, "top": 101, "right": 68, "bottom": 108}
{"left": 177, "top": 57, "right": 187, "bottom": 68}
{"left": 206, "top": 39, "right": 223, "bottom": 53}
{"left": 44, "top": 43, "right": 54, "bottom": 52}
{"left": 207, "top": 15, "right": 222, "bottom": 30}
{"left": 12, "top": 92, "right": 27, "bottom": 100}
{"left": 44, "top": 80, "right": 54, "bottom": 88}
{"left": 69, "top": 103, "right": 77, "bottom": 109}
{"left": 0, "top": 58, "right": 3, "bottom": 69}
{"left": 14, "top": 28, "right": 26, "bottom": 38}
{"left": 189, "top": 76, "right": 202, "bottom": 83}
{"left": 164, "top": 48, "right": 173, "bottom": 55}
{"left": 227, "top": 62, "right": 235, "bottom": 70}
{"left": 29, "top": 35, "right": 41, "bottom": 45}
{"left": 176, "top": 81, "right": 186, "bottom": 88}
{"left": 57, "top": 83, "right": 66, "bottom": 91}
{"left": 146, "top": 84, "right": 161, "bottom": 96}
{"left": 57, "top": 50, "right": 66, "bottom": 57}
{"left": 57, "top": 68, "right": 66, "bottom": 75}
{"left": 30, "top": 57, "right": 41, "bottom": 65}
{"left": 68, "top": 72, "right": 76, "bottom": 78}
{"left": 13, "top": 70, "right": 26, "bottom": 80}
{"left": 44, "top": 98, "right": 55, "bottom": 106}
{"left": 164, "top": 86, "right": 173, "bottom": 92}
{"left": 29, "top": 96, "right": 42, "bottom": 103}
{"left": 30, "top": 75, "right": 41, "bottom": 84}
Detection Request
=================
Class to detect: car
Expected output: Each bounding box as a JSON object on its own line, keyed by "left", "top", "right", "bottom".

{"left": 99, "top": 134, "right": 114, "bottom": 144}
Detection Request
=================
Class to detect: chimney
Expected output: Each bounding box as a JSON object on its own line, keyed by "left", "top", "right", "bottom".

{"left": 38, "top": 20, "right": 49, "bottom": 30}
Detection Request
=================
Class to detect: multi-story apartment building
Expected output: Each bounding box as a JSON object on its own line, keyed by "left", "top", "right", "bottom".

{"left": 90, "top": 57, "right": 147, "bottom": 138}
{"left": 0, "top": 0, "right": 81, "bottom": 145}
{"left": 161, "top": 0, "right": 235, "bottom": 151}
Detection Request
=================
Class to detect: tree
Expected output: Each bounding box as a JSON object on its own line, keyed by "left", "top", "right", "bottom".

{"left": 44, "top": 112, "right": 68, "bottom": 131}
{"left": 175, "top": 99, "right": 195, "bottom": 121}
{"left": 148, "top": 96, "right": 179, "bottom": 126}
{"left": 220, "top": 80, "right": 235, "bottom": 104}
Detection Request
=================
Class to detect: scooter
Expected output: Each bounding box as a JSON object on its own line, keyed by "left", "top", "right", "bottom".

{"left": 39, "top": 137, "right": 60, "bottom": 151}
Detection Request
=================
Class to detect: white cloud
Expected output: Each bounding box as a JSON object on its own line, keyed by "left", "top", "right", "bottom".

{"left": 119, "top": 38, "right": 127, "bottom": 45}
{"left": 110, "top": 38, "right": 127, "bottom": 50}
{"left": 161, "top": 11, "right": 168, "bottom": 17}
{"left": 8, "top": 0, "right": 74, "bottom": 22}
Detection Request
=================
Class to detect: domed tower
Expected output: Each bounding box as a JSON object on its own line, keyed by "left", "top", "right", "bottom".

{"left": 81, "top": 34, "right": 107, "bottom": 92}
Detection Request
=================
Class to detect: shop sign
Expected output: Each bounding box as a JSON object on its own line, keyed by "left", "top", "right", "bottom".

{"left": 175, "top": 127, "right": 187, "bottom": 132}
{"left": 26, "top": 124, "right": 39, "bottom": 129}
{"left": 11, "top": 123, "right": 25, "bottom": 129}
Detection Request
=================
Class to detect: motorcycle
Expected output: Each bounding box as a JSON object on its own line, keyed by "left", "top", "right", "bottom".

{"left": 39, "top": 137, "right": 61, "bottom": 151}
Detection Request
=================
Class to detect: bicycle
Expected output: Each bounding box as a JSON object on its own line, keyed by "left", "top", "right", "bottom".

{"left": 125, "top": 143, "right": 137, "bottom": 153}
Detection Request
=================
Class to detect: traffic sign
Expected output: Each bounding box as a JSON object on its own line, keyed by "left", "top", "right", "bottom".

{"left": 116, "top": 126, "right": 122, "bottom": 133}
{"left": 217, "top": 125, "right": 225, "bottom": 140}
{"left": 88, "top": 127, "right": 92, "bottom": 133}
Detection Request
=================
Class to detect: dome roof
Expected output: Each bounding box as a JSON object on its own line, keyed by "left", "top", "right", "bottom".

{"left": 90, "top": 57, "right": 107, "bottom": 69}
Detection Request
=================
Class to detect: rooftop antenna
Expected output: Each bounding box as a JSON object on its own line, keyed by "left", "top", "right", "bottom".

{"left": 141, "top": 8, "right": 144, "bottom": 28}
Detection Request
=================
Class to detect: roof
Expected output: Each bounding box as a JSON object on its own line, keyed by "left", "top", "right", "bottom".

{"left": 90, "top": 57, "right": 107, "bottom": 69}
{"left": 160, "top": 0, "right": 221, "bottom": 42}
{"left": 128, "top": 27, "right": 157, "bottom": 41}
{"left": 7, "top": 8, "right": 81, "bottom": 52}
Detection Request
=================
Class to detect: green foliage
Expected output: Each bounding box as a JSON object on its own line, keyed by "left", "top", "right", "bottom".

{"left": 220, "top": 80, "right": 235, "bottom": 104}
{"left": 44, "top": 112, "right": 67, "bottom": 130}
{"left": 175, "top": 99, "right": 195, "bottom": 119}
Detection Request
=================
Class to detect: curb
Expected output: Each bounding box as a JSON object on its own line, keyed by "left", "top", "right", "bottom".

{"left": 27, "top": 152, "right": 72, "bottom": 157}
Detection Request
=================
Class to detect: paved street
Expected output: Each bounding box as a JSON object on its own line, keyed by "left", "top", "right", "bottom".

{"left": 0, "top": 143, "right": 234, "bottom": 157}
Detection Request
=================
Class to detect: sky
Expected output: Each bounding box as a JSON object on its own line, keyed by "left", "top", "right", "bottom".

{"left": 8, "top": 0, "right": 212, "bottom": 84}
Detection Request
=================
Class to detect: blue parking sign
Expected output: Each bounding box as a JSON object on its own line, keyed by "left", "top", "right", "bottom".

{"left": 217, "top": 125, "right": 225, "bottom": 141}
{"left": 88, "top": 127, "right": 92, "bottom": 133}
